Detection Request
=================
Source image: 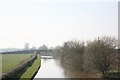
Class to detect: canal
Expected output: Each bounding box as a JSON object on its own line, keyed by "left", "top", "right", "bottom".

{"left": 34, "top": 56, "right": 100, "bottom": 79}
{"left": 34, "top": 56, "right": 66, "bottom": 78}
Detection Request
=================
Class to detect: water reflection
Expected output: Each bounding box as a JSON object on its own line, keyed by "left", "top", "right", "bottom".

{"left": 59, "top": 58, "right": 101, "bottom": 78}
{"left": 34, "top": 58, "right": 66, "bottom": 78}
{"left": 42, "top": 58, "right": 49, "bottom": 63}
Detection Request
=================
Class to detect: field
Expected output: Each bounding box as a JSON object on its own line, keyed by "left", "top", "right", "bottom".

{"left": 1, "top": 54, "right": 32, "bottom": 73}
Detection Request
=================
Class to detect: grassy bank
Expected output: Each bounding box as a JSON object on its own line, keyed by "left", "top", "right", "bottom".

{"left": 1, "top": 54, "right": 32, "bottom": 74}
{"left": 20, "top": 55, "right": 40, "bottom": 79}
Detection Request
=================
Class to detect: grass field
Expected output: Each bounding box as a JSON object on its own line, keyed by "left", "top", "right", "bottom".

{"left": 1, "top": 54, "right": 32, "bottom": 73}
{"left": 21, "top": 55, "right": 40, "bottom": 79}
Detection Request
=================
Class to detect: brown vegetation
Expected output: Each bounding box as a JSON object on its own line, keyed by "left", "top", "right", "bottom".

{"left": 52, "top": 36, "right": 118, "bottom": 78}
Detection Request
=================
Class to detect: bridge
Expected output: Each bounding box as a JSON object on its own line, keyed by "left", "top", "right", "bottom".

{"left": 36, "top": 49, "right": 52, "bottom": 56}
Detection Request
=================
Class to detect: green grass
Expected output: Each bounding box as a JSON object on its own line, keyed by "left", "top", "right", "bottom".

{"left": 20, "top": 55, "right": 40, "bottom": 79}
{"left": 1, "top": 54, "right": 32, "bottom": 73}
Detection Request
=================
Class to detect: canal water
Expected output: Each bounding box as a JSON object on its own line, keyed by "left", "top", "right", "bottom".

{"left": 34, "top": 57, "right": 66, "bottom": 78}
{"left": 34, "top": 56, "right": 100, "bottom": 79}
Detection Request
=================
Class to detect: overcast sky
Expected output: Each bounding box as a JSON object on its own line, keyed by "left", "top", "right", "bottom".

{"left": 0, "top": 0, "right": 118, "bottom": 48}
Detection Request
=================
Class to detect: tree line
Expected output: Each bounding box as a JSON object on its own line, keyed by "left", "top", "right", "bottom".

{"left": 52, "top": 36, "right": 119, "bottom": 78}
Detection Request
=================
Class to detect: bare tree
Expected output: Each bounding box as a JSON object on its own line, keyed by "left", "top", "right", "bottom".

{"left": 86, "top": 36, "right": 117, "bottom": 77}
{"left": 24, "top": 43, "right": 30, "bottom": 50}
{"left": 60, "top": 40, "right": 85, "bottom": 71}
{"left": 51, "top": 46, "right": 63, "bottom": 59}
{"left": 31, "top": 46, "right": 36, "bottom": 50}
{"left": 38, "top": 45, "right": 48, "bottom": 50}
